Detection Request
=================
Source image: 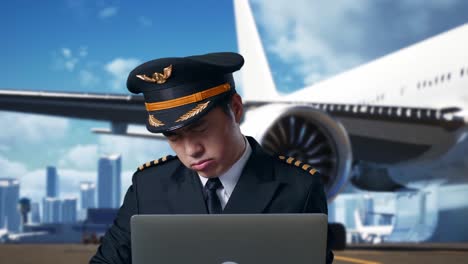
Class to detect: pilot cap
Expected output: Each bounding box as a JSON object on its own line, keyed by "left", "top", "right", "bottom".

{"left": 127, "top": 52, "right": 244, "bottom": 133}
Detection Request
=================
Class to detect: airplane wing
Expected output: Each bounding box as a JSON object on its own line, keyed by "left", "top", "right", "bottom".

{"left": 1, "top": 88, "right": 464, "bottom": 162}
{"left": 0, "top": 89, "right": 263, "bottom": 139}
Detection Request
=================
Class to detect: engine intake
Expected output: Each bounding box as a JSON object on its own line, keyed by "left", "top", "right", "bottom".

{"left": 242, "top": 105, "right": 353, "bottom": 201}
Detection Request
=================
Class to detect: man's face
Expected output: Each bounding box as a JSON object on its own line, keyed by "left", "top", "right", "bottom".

{"left": 164, "top": 95, "right": 245, "bottom": 178}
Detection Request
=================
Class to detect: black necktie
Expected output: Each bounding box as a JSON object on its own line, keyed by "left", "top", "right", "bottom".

{"left": 204, "top": 178, "right": 223, "bottom": 214}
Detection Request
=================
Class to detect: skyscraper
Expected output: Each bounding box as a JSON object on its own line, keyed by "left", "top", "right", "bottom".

{"left": 46, "top": 166, "right": 58, "bottom": 198}
{"left": 31, "top": 202, "right": 41, "bottom": 224}
{"left": 80, "top": 181, "right": 96, "bottom": 209}
{"left": 43, "top": 197, "right": 61, "bottom": 223}
{"left": 98, "top": 154, "right": 122, "bottom": 208}
{"left": 62, "top": 198, "right": 77, "bottom": 223}
{"left": 0, "top": 178, "right": 21, "bottom": 232}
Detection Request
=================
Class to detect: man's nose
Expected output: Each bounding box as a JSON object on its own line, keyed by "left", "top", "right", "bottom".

{"left": 184, "top": 139, "right": 203, "bottom": 157}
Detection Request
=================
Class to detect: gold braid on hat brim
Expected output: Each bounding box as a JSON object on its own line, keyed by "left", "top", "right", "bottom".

{"left": 144, "top": 83, "right": 230, "bottom": 112}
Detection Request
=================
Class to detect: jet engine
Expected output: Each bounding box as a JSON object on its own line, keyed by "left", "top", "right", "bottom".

{"left": 242, "top": 104, "right": 353, "bottom": 201}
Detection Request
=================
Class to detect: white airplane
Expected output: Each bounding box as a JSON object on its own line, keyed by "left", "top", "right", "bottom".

{"left": 0, "top": 0, "right": 467, "bottom": 244}
{"left": 235, "top": 0, "right": 468, "bottom": 197}
{"left": 351, "top": 210, "right": 393, "bottom": 244}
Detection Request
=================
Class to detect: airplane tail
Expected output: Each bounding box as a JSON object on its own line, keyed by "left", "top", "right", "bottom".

{"left": 354, "top": 210, "right": 364, "bottom": 230}
{"left": 233, "top": 0, "right": 279, "bottom": 101}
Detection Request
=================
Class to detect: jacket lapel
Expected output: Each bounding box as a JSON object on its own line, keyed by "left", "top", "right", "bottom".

{"left": 223, "top": 137, "right": 280, "bottom": 214}
{"left": 167, "top": 164, "right": 208, "bottom": 214}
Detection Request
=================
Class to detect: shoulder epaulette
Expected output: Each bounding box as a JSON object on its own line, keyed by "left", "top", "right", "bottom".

{"left": 278, "top": 155, "right": 318, "bottom": 176}
{"left": 137, "top": 155, "right": 176, "bottom": 171}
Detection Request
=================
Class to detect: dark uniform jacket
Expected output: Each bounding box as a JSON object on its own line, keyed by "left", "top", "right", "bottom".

{"left": 90, "top": 137, "right": 334, "bottom": 263}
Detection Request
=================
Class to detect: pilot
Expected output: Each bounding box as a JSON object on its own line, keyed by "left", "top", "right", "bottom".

{"left": 90, "top": 52, "right": 333, "bottom": 263}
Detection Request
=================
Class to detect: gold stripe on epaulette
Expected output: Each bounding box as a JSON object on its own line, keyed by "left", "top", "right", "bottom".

{"left": 278, "top": 155, "right": 319, "bottom": 176}
{"left": 137, "top": 155, "right": 174, "bottom": 171}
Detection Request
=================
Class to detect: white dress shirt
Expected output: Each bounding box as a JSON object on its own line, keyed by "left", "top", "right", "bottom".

{"left": 198, "top": 137, "right": 252, "bottom": 209}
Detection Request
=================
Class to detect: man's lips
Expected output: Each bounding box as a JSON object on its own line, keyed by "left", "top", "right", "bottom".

{"left": 191, "top": 159, "right": 214, "bottom": 171}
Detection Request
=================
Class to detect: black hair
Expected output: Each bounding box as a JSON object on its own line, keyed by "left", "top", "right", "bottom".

{"left": 217, "top": 92, "right": 235, "bottom": 117}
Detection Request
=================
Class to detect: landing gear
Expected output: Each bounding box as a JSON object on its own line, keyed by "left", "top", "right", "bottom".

{"left": 329, "top": 222, "right": 346, "bottom": 250}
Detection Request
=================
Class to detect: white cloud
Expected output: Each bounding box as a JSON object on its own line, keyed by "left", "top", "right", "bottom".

{"left": 105, "top": 58, "right": 141, "bottom": 91}
{"left": 253, "top": 0, "right": 368, "bottom": 84}
{"left": 54, "top": 47, "right": 80, "bottom": 72}
{"left": 62, "top": 48, "right": 72, "bottom": 58}
{"left": 79, "top": 46, "right": 88, "bottom": 57}
{"left": 58, "top": 144, "right": 99, "bottom": 170}
{"left": 99, "top": 6, "right": 118, "bottom": 19}
{"left": 138, "top": 16, "right": 152, "bottom": 27}
{"left": 252, "top": 0, "right": 462, "bottom": 86}
{"left": 79, "top": 69, "right": 100, "bottom": 87}
{"left": 0, "top": 145, "right": 10, "bottom": 153}
{"left": 0, "top": 112, "right": 69, "bottom": 144}
{"left": 0, "top": 155, "right": 28, "bottom": 179}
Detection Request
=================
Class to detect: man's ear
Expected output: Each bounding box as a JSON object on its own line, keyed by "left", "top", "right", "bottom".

{"left": 230, "top": 93, "right": 243, "bottom": 124}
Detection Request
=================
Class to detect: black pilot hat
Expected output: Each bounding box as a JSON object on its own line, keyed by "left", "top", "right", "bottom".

{"left": 127, "top": 52, "right": 244, "bottom": 133}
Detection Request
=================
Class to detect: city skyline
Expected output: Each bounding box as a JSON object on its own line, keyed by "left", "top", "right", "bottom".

{"left": 0, "top": 153, "right": 123, "bottom": 231}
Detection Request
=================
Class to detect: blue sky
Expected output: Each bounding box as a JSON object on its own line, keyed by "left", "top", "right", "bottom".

{"left": 1, "top": 0, "right": 467, "bottom": 204}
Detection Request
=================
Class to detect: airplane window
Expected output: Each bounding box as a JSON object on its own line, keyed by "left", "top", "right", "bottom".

{"left": 434, "top": 77, "right": 438, "bottom": 84}
{"left": 416, "top": 82, "right": 420, "bottom": 89}
{"left": 441, "top": 75, "right": 445, "bottom": 82}
{"left": 447, "top": 73, "right": 451, "bottom": 80}
{"left": 428, "top": 81, "right": 432, "bottom": 87}
{"left": 422, "top": 80, "right": 426, "bottom": 87}
{"left": 461, "top": 68, "right": 465, "bottom": 76}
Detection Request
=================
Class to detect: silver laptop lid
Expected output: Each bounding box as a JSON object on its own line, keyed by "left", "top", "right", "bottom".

{"left": 131, "top": 214, "right": 327, "bottom": 264}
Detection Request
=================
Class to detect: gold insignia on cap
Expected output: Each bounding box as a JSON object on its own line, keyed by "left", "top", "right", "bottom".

{"left": 175, "top": 101, "right": 210, "bottom": 122}
{"left": 148, "top": 115, "right": 165, "bottom": 127}
{"left": 136, "top": 64, "right": 173, "bottom": 84}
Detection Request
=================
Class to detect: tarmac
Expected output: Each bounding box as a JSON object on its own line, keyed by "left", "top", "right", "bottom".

{"left": 0, "top": 243, "right": 467, "bottom": 263}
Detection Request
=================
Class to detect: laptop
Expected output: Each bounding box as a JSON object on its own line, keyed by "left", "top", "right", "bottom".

{"left": 131, "top": 214, "right": 327, "bottom": 264}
